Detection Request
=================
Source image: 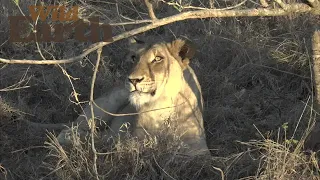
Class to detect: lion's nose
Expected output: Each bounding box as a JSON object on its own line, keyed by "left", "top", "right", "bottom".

{"left": 128, "top": 76, "right": 144, "bottom": 86}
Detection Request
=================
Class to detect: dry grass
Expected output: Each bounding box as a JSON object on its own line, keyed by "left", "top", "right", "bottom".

{"left": 250, "top": 139, "right": 319, "bottom": 179}
{"left": 43, "top": 129, "right": 220, "bottom": 180}
{"left": 0, "top": 0, "right": 320, "bottom": 179}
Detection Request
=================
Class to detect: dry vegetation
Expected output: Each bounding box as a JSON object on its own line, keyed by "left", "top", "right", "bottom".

{"left": 0, "top": 0, "right": 320, "bottom": 179}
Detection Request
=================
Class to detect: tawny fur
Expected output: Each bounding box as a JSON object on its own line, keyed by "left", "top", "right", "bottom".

{"left": 57, "top": 38, "right": 209, "bottom": 156}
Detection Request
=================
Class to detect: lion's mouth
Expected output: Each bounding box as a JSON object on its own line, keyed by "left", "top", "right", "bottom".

{"left": 127, "top": 80, "right": 157, "bottom": 96}
{"left": 130, "top": 89, "right": 156, "bottom": 96}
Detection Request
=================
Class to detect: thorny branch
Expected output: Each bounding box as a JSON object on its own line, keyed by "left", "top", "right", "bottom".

{"left": 0, "top": 3, "right": 318, "bottom": 65}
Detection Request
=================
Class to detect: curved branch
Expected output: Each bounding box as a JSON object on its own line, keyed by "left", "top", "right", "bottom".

{"left": 307, "top": 0, "right": 320, "bottom": 8}
{"left": 144, "top": 0, "right": 157, "bottom": 20}
{"left": 89, "top": 48, "right": 102, "bottom": 180}
{"left": 0, "top": 3, "right": 316, "bottom": 65}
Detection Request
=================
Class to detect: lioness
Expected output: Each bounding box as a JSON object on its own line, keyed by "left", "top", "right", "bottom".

{"left": 57, "top": 38, "right": 209, "bottom": 156}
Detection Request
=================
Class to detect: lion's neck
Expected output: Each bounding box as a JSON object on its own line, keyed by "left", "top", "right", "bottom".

{"left": 134, "top": 66, "right": 203, "bottom": 138}
{"left": 133, "top": 78, "right": 205, "bottom": 148}
{"left": 138, "top": 66, "right": 201, "bottom": 113}
{"left": 137, "top": 77, "right": 198, "bottom": 122}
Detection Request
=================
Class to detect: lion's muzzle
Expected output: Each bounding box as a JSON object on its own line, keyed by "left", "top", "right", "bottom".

{"left": 128, "top": 76, "right": 144, "bottom": 87}
{"left": 128, "top": 77, "right": 156, "bottom": 94}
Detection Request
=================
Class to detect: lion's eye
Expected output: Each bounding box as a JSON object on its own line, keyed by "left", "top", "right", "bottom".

{"left": 152, "top": 56, "right": 163, "bottom": 63}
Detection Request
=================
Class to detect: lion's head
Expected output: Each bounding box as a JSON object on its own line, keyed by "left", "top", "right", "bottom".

{"left": 125, "top": 38, "right": 196, "bottom": 108}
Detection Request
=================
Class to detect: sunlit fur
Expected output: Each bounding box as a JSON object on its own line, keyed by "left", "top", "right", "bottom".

{"left": 125, "top": 39, "right": 208, "bottom": 155}
{"left": 128, "top": 43, "right": 185, "bottom": 109}
{"left": 58, "top": 38, "right": 210, "bottom": 156}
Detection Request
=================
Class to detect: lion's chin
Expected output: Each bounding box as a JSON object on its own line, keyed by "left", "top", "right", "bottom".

{"left": 129, "top": 91, "right": 155, "bottom": 108}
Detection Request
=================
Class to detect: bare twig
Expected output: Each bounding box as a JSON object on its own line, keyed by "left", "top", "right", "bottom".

{"left": 160, "top": 0, "right": 247, "bottom": 11}
{"left": 82, "top": 18, "right": 153, "bottom": 26}
{"left": 0, "top": 71, "right": 32, "bottom": 92}
{"left": 260, "top": 0, "right": 269, "bottom": 7}
{"left": 312, "top": 30, "right": 320, "bottom": 108}
{"left": 0, "top": 85, "right": 30, "bottom": 92}
{"left": 0, "top": 3, "right": 316, "bottom": 65}
{"left": 160, "top": 0, "right": 208, "bottom": 10}
{"left": 144, "top": 0, "right": 157, "bottom": 20}
{"left": 274, "top": 0, "right": 289, "bottom": 10}
{"left": 304, "top": 30, "right": 320, "bottom": 152}
{"left": 307, "top": 0, "right": 320, "bottom": 8}
{"left": 212, "top": 166, "right": 225, "bottom": 180}
{"left": 57, "top": 65, "right": 81, "bottom": 104}
{"left": 209, "top": 0, "right": 215, "bottom": 9}
{"left": 153, "top": 155, "right": 176, "bottom": 180}
{"left": 0, "top": 164, "right": 7, "bottom": 180}
{"left": 89, "top": 48, "right": 103, "bottom": 180}
{"left": 93, "top": 100, "right": 186, "bottom": 117}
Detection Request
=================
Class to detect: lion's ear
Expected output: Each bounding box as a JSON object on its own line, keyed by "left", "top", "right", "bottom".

{"left": 128, "top": 36, "right": 145, "bottom": 45}
{"left": 128, "top": 36, "right": 145, "bottom": 52}
{"left": 170, "top": 38, "right": 196, "bottom": 66}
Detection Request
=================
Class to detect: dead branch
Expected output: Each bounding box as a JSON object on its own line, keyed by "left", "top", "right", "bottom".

{"left": 212, "top": 166, "right": 225, "bottom": 180}
{"left": 304, "top": 30, "right": 320, "bottom": 151}
{"left": 274, "top": 0, "right": 289, "bottom": 10}
{"left": 260, "top": 0, "right": 269, "bottom": 7}
{"left": 144, "top": 0, "right": 157, "bottom": 20}
{"left": 209, "top": 0, "right": 215, "bottom": 9}
{"left": 160, "top": 0, "right": 208, "bottom": 10}
{"left": 0, "top": 3, "right": 317, "bottom": 65}
{"left": 312, "top": 30, "right": 320, "bottom": 108}
{"left": 161, "top": 0, "right": 248, "bottom": 11}
{"left": 82, "top": 18, "right": 153, "bottom": 26}
{"left": 307, "top": 0, "right": 320, "bottom": 8}
{"left": 89, "top": 48, "right": 102, "bottom": 180}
